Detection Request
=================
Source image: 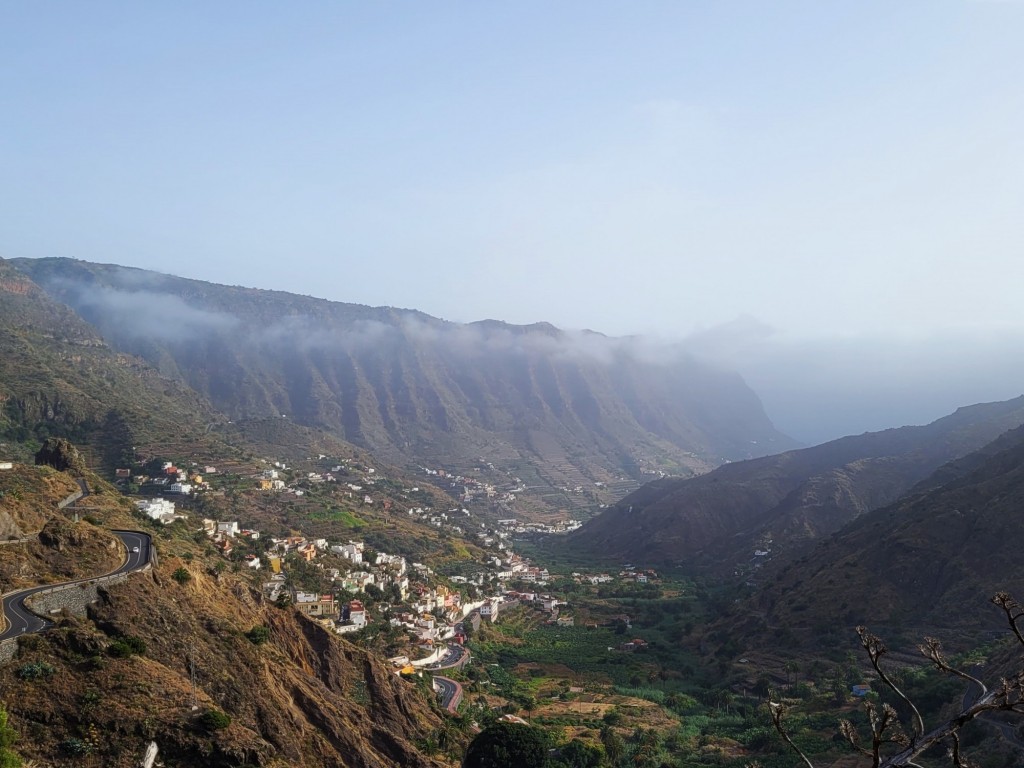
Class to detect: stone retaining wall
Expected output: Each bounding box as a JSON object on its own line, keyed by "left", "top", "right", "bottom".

{"left": 25, "top": 573, "right": 130, "bottom": 618}
{"left": 0, "top": 638, "right": 17, "bottom": 664}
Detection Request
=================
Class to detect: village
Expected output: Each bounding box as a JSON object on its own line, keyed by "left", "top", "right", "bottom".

{"left": 121, "top": 453, "right": 652, "bottom": 676}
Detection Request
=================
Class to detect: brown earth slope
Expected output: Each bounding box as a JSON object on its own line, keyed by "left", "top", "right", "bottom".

{"left": 0, "top": 466, "right": 451, "bottom": 767}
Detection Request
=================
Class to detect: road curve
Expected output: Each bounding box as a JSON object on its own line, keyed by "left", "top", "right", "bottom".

{"left": 0, "top": 530, "right": 152, "bottom": 642}
{"left": 433, "top": 675, "right": 463, "bottom": 714}
{"left": 428, "top": 643, "right": 469, "bottom": 670}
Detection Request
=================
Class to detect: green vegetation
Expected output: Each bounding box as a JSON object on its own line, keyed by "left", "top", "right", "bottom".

{"left": 307, "top": 507, "right": 366, "bottom": 528}
{"left": 246, "top": 625, "right": 271, "bottom": 645}
{"left": 15, "top": 662, "right": 55, "bottom": 681}
{"left": 0, "top": 704, "right": 22, "bottom": 768}
{"left": 172, "top": 566, "right": 192, "bottom": 584}
{"left": 59, "top": 737, "right": 93, "bottom": 756}
{"left": 455, "top": 546, "right": 1024, "bottom": 768}
{"left": 462, "top": 722, "right": 549, "bottom": 768}
{"left": 107, "top": 635, "right": 147, "bottom": 658}
{"left": 198, "top": 709, "right": 232, "bottom": 732}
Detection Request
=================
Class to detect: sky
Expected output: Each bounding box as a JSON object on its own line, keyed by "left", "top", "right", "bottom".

{"left": 2, "top": 2, "right": 1024, "bottom": 442}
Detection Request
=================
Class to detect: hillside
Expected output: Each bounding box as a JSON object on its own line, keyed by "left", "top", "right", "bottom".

{"left": 0, "top": 464, "right": 450, "bottom": 767}
{"left": 566, "top": 397, "right": 1024, "bottom": 573}
{"left": 0, "top": 259, "right": 226, "bottom": 471}
{"left": 0, "top": 258, "right": 470, "bottom": 540}
{"left": 741, "top": 423, "right": 1024, "bottom": 647}
{"left": 12, "top": 257, "right": 797, "bottom": 515}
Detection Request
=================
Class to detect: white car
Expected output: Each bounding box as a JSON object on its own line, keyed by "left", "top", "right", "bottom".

{"left": 131, "top": 546, "right": 140, "bottom": 553}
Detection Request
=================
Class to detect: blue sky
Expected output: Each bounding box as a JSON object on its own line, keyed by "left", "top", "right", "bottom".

{"left": 3, "top": 2, "right": 1024, "bottom": 438}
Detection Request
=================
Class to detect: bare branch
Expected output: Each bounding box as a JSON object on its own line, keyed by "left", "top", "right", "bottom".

{"left": 858, "top": 626, "right": 926, "bottom": 738}
{"left": 764, "top": 598, "right": 1024, "bottom": 767}
{"left": 948, "top": 731, "right": 979, "bottom": 768}
{"left": 767, "top": 698, "right": 816, "bottom": 768}
{"left": 839, "top": 719, "right": 870, "bottom": 757}
{"left": 992, "top": 592, "right": 1024, "bottom": 649}
{"left": 919, "top": 636, "right": 987, "bottom": 696}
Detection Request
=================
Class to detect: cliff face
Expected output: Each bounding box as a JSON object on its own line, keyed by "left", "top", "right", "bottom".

{"left": 13, "top": 258, "right": 797, "bottom": 510}
{"left": 0, "top": 466, "right": 450, "bottom": 768}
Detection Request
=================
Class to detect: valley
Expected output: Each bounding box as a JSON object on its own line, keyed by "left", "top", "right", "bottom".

{"left": 1, "top": 257, "right": 1023, "bottom": 767}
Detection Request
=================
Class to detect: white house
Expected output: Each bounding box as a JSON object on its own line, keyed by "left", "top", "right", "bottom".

{"left": 480, "top": 599, "right": 500, "bottom": 623}
{"left": 136, "top": 498, "right": 185, "bottom": 525}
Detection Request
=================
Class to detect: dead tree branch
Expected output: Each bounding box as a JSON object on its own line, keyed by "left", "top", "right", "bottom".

{"left": 765, "top": 592, "right": 1024, "bottom": 767}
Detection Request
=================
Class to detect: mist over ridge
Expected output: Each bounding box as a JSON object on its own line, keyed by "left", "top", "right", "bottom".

{"left": 20, "top": 256, "right": 1022, "bottom": 451}
{"left": 13, "top": 257, "right": 798, "bottom": 518}
{"left": 680, "top": 315, "right": 1024, "bottom": 445}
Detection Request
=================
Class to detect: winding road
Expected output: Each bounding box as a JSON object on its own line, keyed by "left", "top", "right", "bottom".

{"left": 433, "top": 675, "right": 463, "bottom": 714}
{"left": 0, "top": 530, "right": 152, "bottom": 641}
{"left": 428, "top": 643, "right": 469, "bottom": 670}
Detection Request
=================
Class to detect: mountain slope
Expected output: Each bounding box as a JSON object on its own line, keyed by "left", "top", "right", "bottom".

{"left": 0, "top": 465, "right": 448, "bottom": 767}
{"left": 748, "top": 423, "right": 1024, "bottom": 641}
{"left": 567, "top": 397, "right": 1024, "bottom": 571}
{"left": 0, "top": 259, "right": 225, "bottom": 470}
{"left": 13, "top": 257, "right": 798, "bottom": 513}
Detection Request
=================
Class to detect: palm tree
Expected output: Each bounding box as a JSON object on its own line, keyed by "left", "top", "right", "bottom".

{"left": 784, "top": 660, "right": 800, "bottom": 687}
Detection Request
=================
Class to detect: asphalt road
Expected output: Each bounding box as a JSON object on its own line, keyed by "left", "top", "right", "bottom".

{"left": 428, "top": 643, "right": 468, "bottom": 670}
{"left": 433, "top": 675, "right": 463, "bottom": 713}
{"left": 0, "top": 530, "right": 152, "bottom": 642}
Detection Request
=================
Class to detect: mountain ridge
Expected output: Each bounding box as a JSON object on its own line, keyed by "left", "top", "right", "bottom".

{"left": 742, "top": 422, "right": 1024, "bottom": 646}
{"left": 13, "top": 257, "right": 798, "bottom": 515}
{"left": 566, "top": 396, "right": 1024, "bottom": 572}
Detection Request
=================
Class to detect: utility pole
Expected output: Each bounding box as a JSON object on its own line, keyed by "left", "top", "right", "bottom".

{"left": 189, "top": 638, "right": 198, "bottom": 711}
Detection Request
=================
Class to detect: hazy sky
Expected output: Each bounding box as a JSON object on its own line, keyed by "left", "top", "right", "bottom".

{"left": 3, "top": 2, "right": 1023, "bottom": 440}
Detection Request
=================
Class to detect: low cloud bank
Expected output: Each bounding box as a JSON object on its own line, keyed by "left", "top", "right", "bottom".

{"left": 50, "top": 272, "right": 1022, "bottom": 445}
{"left": 681, "top": 317, "right": 1024, "bottom": 445}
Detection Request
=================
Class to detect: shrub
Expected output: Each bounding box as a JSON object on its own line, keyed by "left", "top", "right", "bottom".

{"left": 462, "top": 722, "right": 549, "bottom": 768}
{"left": 246, "top": 625, "right": 270, "bottom": 645}
{"left": 108, "top": 635, "right": 146, "bottom": 658}
{"left": 172, "top": 567, "right": 192, "bottom": 585}
{"left": 198, "top": 709, "right": 232, "bottom": 731}
{"left": 59, "top": 737, "right": 93, "bottom": 755}
{"left": 16, "top": 661, "right": 55, "bottom": 680}
{"left": 0, "top": 704, "right": 21, "bottom": 768}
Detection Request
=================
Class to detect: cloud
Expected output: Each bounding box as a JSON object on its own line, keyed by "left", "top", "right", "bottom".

{"left": 59, "top": 271, "right": 1019, "bottom": 450}
{"left": 258, "top": 315, "right": 398, "bottom": 352}
{"left": 681, "top": 318, "right": 1024, "bottom": 445}
{"left": 58, "top": 281, "right": 240, "bottom": 340}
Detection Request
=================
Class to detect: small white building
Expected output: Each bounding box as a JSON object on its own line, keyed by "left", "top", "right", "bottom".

{"left": 332, "top": 543, "right": 363, "bottom": 564}
{"left": 480, "top": 599, "right": 500, "bottom": 623}
{"left": 136, "top": 498, "right": 185, "bottom": 525}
